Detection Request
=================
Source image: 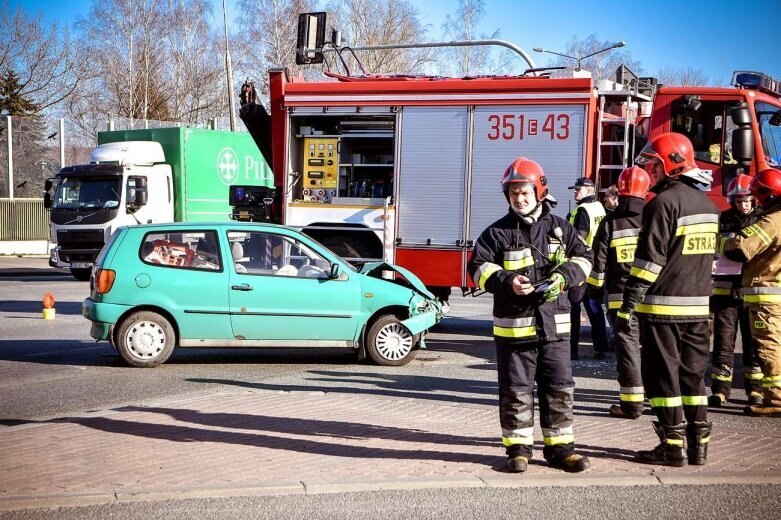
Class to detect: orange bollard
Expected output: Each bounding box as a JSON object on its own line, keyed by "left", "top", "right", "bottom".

{"left": 42, "top": 292, "right": 56, "bottom": 320}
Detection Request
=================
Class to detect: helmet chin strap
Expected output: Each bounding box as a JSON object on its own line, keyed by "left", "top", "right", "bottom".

{"left": 512, "top": 199, "right": 541, "bottom": 221}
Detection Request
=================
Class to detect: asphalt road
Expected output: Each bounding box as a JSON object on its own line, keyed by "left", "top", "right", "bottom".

{"left": 2, "top": 272, "right": 779, "bottom": 518}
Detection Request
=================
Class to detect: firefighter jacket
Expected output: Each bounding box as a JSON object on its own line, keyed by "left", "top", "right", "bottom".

{"left": 586, "top": 196, "right": 645, "bottom": 311}
{"left": 621, "top": 178, "right": 719, "bottom": 322}
{"left": 468, "top": 206, "right": 594, "bottom": 346}
{"left": 713, "top": 206, "right": 759, "bottom": 297}
{"left": 720, "top": 205, "right": 781, "bottom": 305}
{"left": 567, "top": 196, "right": 606, "bottom": 247}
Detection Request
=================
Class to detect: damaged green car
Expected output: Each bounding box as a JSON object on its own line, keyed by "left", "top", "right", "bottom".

{"left": 83, "top": 222, "right": 442, "bottom": 367}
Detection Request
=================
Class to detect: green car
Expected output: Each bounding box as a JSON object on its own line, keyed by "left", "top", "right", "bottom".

{"left": 82, "top": 222, "right": 442, "bottom": 367}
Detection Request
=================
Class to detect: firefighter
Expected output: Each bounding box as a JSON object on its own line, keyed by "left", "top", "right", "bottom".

{"left": 709, "top": 174, "right": 763, "bottom": 408}
{"left": 616, "top": 132, "right": 719, "bottom": 466}
{"left": 468, "top": 157, "right": 593, "bottom": 473}
{"left": 567, "top": 177, "right": 609, "bottom": 360}
{"left": 719, "top": 168, "right": 781, "bottom": 417}
{"left": 587, "top": 166, "right": 651, "bottom": 419}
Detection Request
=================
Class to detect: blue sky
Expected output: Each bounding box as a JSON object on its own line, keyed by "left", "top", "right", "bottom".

{"left": 17, "top": 0, "right": 781, "bottom": 86}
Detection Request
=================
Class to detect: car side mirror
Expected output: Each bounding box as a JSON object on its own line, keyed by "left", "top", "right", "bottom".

{"left": 43, "top": 191, "right": 52, "bottom": 209}
{"left": 329, "top": 263, "right": 340, "bottom": 279}
{"left": 730, "top": 104, "right": 754, "bottom": 167}
{"left": 126, "top": 176, "right": 148, "bottom": 211}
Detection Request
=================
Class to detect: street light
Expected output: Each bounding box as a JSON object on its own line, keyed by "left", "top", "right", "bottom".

{"left": 532, "top": 41, "right": 626, "bottom": 71}
{"left": 222, "top": 0, "right": 236, "bottom": 131}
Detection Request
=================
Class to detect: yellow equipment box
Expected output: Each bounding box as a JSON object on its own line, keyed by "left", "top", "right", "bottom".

{"left": 303, "top": 138, "right": 338, "bottom": 194}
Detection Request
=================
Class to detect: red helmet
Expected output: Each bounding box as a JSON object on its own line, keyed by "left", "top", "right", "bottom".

{"left": 617, "top": 166, "right": 651, "bottom": 198}
{"left": 726, "top": 173, "right": 753, "bottom": 203}
{"left": 501, "top": 157, "right": 548, "bottom": 201}
{"left": 750, "top": 168, "right": 781, "bottom": 208}
{"left": 635, "top": 132, "right": 697, "bottom": 177}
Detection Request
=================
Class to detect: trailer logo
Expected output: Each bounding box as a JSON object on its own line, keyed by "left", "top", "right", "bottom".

{"left": 217, "top": 147, "right": 240, "bottom": 185}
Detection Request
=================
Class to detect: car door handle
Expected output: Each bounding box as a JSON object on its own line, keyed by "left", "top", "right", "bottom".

{"left": 231, "top": 284, "right": 254, "bottom": 291}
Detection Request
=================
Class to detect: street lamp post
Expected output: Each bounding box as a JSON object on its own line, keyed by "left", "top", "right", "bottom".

{"left": 222, "top": 0, "right": 236, "bottom": 131}
{"left": 533, "top": 41, "right": 626, "bottom": 71}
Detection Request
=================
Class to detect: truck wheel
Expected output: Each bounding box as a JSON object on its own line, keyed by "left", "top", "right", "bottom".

{"left": 71, "top": 267, "right": 92, "bottom": 281}
{"left": 366, "top": 314, "right": 416, "bottom": 366}
{"left": 116, "top": 311, "right": 175, "bottom": 367}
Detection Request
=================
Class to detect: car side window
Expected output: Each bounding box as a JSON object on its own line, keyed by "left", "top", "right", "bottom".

{"left": 140, "top": 231, "right": 222, "bottom": 271}
{"left": 227, "top": 230, "right": 331, "bottom": 278}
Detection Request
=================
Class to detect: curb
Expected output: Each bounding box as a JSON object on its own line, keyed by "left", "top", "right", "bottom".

{"left": 2, "top": 473, "right": 780, "bottom": 512}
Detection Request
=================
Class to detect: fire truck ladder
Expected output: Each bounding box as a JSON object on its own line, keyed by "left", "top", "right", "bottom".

{"left": 595, "top": 92, "right": 637, "bottom": 190}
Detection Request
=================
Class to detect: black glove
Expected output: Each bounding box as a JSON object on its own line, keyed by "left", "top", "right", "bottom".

{"left": 615, "top": 309, "right": 633, "bottom": 335}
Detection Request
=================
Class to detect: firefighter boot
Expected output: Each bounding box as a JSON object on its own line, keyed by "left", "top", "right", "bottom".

{"left": 635, "top": 422, "right": 687, "bottom": 467}
{"left": 709, "top": 364, "right": 732, "bottom": 407}
{"left": 505, "top": 446, "right": 531, "bottom": 473}
{"left": 609, "top": 404, "right": 641, "bottom": 419}
{"left": 745, "top": 367, "right": 764, "bottom": 406}
{"left": 544, "top": 446, "right": 591, "bottom": 473}
{"left": 686, "top": 421, "right": 711, "bottom": 466}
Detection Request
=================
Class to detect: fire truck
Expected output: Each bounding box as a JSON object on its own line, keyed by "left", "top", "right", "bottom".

{"left": 240, "top": 13, "right": 781, "bottom": 301}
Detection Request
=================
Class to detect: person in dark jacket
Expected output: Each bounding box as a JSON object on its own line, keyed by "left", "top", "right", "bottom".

{"left": 468, "top": 157, "right": 594, "bottom": 474}
{"left": 617, "top": 132, "right": 719, "bottom": 467}
{"left": 567, "top": 177, "right": 609, "bottom": 360}
{"left": 588, "top": 166, "right": 651, "bottom": 419}
{"left": 709, "top": 173, "right": 762, "bottom": 408}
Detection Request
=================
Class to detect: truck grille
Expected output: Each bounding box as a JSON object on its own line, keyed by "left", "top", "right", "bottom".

{"left": 57, "top": 230, "right": 104, "bottom": 249}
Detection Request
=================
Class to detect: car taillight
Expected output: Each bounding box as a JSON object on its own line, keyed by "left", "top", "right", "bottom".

{"left": 96, "top": 269, "right": 116, "bottom": 294}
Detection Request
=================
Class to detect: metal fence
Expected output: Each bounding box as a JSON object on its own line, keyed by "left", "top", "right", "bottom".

{"left": 0, "top": 199, "right": 48, "bottom": 240}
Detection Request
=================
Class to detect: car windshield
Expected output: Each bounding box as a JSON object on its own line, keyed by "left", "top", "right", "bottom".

{"left": 53, "top": 177, "right": 122, "bottom": 210}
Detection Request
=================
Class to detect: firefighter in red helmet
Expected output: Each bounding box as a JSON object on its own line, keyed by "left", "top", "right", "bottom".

{"left": 709, "top": 174, "right": 762, "bottom": 408}
{"left": 468, "top": 157, "right": 594, "bottom": 473}
{"left": 587, "top": 166, "right": 651, "bottom": 419}
{"left": 720, "top": 168, "right": 781, "bottom": 416}
{"left": 617, "top": 132, "right": 719, "bottom": 466}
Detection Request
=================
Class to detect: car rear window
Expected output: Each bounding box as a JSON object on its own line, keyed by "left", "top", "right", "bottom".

{"left": 139, "top": 231, "right": 222, "bottom": 271}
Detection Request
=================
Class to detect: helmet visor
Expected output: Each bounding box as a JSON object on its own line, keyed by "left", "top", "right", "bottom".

{"left": 634, "top": 141, "right": 659, "bottom": 166}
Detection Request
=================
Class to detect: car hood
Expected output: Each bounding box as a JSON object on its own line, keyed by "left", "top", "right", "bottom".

{"left": 359, "top": 262, "right": 435, "bottom": 300}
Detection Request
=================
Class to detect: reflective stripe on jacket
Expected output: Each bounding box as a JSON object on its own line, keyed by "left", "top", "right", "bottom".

{"left": 623, "top": 180, "right": 720, "bottom": 322}
{"left": 468, "top": 205, "right": 593, "bottom": 346}
{"left": 721, "top": 208, "right": 781, "bottom": 305}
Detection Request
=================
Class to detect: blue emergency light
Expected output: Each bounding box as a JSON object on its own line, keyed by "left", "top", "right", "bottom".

{"left": 732, "top": 71, "right": 781, "bottom": 97}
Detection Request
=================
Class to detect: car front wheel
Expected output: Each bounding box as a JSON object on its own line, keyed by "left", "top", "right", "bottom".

{"left": 116, "top": 311, "right": 175, "bottom": 367}
{"left": 366, "top": 314, "right": 416, "bottom": 366}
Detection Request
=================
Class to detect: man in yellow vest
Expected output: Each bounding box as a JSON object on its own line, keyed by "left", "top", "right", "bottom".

{"left": 567, "top": 177, "right": 608, "bottom": 360}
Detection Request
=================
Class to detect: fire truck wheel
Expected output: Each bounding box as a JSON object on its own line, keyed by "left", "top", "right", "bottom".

{"left": 116, "top": 311, "right": 176, "bottom": 367}
{"left": 70, "top": 267, "right": 92, "bottom": 281}
{"left": 366, "top": 314, "right": 416, "bottom": 366}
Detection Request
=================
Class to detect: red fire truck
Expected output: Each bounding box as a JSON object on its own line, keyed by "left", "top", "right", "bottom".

{"left": 240, "top": 16, "right": 781, "bottom": 301}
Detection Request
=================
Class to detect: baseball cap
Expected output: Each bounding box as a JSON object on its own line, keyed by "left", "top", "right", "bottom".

{"left": 568, "top": 177, "right": 595, "bottom": 189}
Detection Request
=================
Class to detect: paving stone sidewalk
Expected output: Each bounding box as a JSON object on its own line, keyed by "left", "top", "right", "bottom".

{"left": 1, "top": 390, "right": 780, "bottom": 511}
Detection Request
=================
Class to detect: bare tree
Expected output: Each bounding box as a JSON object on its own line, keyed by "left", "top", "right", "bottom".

{"left": 326, "top": 0, "right": 432, "bottom": 75}
{"left": 656, "top": 66, "right": 710, "bottom": 87}
{"left": 439, "top": 0, "right": 519, "bottom": 77}
{"left": 541, "top": 34, "right": 643, "bottom": 81}
{"left": 233, "top": 0, "right": 318, "bottom": 101}
{"left": 0, "top": 0, "right": 87, "bottom": 113}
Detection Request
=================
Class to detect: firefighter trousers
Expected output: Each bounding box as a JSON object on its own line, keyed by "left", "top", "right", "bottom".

{"left": 710, "top": 295, "right": 762, "bottom": 398}
{"left": 639, "top": 319, "right": 710, "bottom": 426}
{"left": 607, "top": 310, "right": 643, "bottom": 415}
{"left": 747, "top": 304, "right": 781, "bottom": 407}
{"left": 496, "top": 338, "right": 575, "bottom": 460}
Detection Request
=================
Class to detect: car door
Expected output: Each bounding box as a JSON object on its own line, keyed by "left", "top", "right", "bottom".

{"left": 226, "top": 229, "right": 363, "bottom": 343}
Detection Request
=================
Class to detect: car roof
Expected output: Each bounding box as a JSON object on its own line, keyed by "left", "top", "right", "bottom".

{"left": 120, "top": 221, "right": 294, "bottom": 233}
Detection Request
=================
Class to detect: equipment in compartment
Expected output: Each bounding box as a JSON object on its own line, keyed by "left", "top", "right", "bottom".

{"left": 303, "top": 137, "right": 338, "bottom": 201}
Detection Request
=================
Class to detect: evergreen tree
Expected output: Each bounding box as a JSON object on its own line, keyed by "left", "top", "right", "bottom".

{"left": 0, "top": 69, "right": 40, "bottom": 116}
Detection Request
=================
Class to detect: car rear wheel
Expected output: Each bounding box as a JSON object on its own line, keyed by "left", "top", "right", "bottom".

{"left": 116, "top": 311, "right": 175, "bottom": 367}
{"left": 366, "top": 314, "right": 416, "bottom": 366}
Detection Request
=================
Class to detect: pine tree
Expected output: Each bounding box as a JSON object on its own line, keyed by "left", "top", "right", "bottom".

{"left": 0, "top": 69, "right": 39, "bottom": 116}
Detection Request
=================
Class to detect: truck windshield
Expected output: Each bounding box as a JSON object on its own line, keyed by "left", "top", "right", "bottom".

{"left": 53, "top": 177, "right": 122, "bottom": 210}
{"left": 755, "top": 101, "right": 781, "bottom": 167}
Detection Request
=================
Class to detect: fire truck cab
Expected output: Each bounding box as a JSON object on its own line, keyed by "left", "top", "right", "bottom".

{"left": 647, "top": 71, "right": 781, "bottom": 209}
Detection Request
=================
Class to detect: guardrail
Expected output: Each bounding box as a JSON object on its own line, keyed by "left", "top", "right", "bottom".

{"left": 0, "top": 198, "right": 48, "bottom": 241}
